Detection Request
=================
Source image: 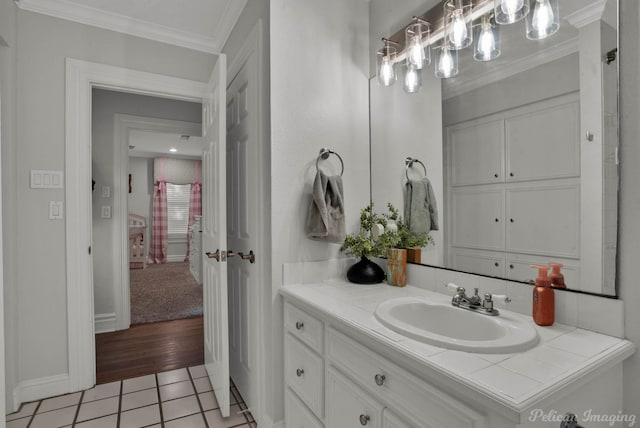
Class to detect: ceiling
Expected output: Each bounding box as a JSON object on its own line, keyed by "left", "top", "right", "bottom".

{"left": 15, "top": 0, "right": 247, "bottom": 53}
{"left": 129, "top": 130, "right": 203, "bottom": 159}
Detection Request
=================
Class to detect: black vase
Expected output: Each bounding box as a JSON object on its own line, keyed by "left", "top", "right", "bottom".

{"left": 347, "top": 256, "right": 385, "bottom": 284}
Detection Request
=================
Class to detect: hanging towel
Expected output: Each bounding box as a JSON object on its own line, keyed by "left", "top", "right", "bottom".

{"left": 306, "top": 170, "right": 346, "bottom": 243}
{"left": 404, "top": 176, "right": 439, "bottom": 234}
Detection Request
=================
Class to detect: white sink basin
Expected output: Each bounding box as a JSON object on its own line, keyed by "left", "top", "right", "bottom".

{"left": 374, "top": 297, "right": 539, "bottom": 353}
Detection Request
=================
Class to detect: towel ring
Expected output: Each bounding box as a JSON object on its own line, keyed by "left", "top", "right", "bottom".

{"left": 316, "top": 148, "right": 344, "bottom": 176}
{"left": 405, "top": 157, "right": 427, "bottom": 180}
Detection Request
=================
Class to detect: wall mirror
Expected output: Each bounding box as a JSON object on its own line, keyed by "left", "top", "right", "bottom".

{"left": 370, "top": 0, "right": 618, "bottom": 296}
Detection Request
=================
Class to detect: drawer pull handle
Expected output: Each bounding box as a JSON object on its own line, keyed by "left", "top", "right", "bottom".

{"left": 359, "top": 414, "right": 370, "bottom": 425}
{"left": 295, "top": 321, "right": 304, "bottom": 330}
{"left": 296, "top": 368, "right": 304, "bottom": 377}
{"left": 374, "top": 374, "right": 385, "bottom": 386}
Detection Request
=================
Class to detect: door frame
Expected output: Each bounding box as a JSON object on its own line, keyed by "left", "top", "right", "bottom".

{"left": 112, "top": 114, "right": 201, "bottom": 332}
{"left": 65, "top": 58, "right": 207, "bottom": 391}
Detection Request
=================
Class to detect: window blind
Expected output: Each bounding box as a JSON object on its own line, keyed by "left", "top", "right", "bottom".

{"left": 166, "top": 183, "right": 192, "bottom": 235}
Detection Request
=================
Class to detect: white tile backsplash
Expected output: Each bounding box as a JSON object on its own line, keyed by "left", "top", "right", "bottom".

{"left": 405, "top": 265, "right": 624, "bottom": 336}
{"left": 282, "top": 260, "right": 625, "bottom": 337}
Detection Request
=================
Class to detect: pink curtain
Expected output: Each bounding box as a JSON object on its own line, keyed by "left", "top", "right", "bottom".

{"left": 149, "top": 180, "right": 168, "bottom": 264}
{"left": 184, "top": 178, "right": 202, "bottom": 262}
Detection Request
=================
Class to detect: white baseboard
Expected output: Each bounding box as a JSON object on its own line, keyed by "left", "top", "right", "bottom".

{"left": 95, "top": 312, "right": 116, "bottom": 334}
{"left": 13, "top": 374, "right": 70, "bottom": 412}
{"left": 167, "top": 255, "right": 187, "bottom": 262}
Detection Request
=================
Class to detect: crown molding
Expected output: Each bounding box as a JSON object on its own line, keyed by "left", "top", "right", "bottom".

{"left": 564, "top": 0, "right": 607, "bottom": 29}
{"left": 443, "top": 37, "right": 579, "bottom": 100}
{"left": 15, "top": 0, "right": 246, "bottom": 54}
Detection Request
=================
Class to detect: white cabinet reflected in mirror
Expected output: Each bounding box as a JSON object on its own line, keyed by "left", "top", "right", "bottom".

{"left": 370, "top": 0, "right": 618, "bottom": 296}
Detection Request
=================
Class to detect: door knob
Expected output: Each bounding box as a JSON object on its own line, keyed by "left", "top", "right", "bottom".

{"left": 238, "top": 250, "right": 256, "bottom": 263}
{"left": 227, "top": 250, "right": 236, "bottom": 258}
{"left": 206, "top": 249, "right": 221, "bottom": 261}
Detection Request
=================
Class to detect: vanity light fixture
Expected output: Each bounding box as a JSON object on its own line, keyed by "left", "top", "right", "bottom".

{"left": 474, "top": 14, "right": 501, "bottom": 61}
{"left": 405, "top": 18, "right": 431, "bottom": 70}
{"left": 376, "top": 38, "right": 398, "bottom": 87}
{"left": 525, "top": 0, "right": 559, "bottom": 40}
{"left": 435, "top": 45, "right": 458, "bottom": 78}
{"left": 169, "top": 147, "right": 177, "bottom": 153}
{"left": 494, "top": 0, "right": 529, "bottom": 24}
{"left": 444, "top": 0, "right": 473, "bottom": 50}
{"left": 375, "top": 0, "right": 560, "bottom": 92}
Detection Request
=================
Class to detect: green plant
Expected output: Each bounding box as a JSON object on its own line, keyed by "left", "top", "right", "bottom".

{"left": 382, "top": 203, "right": 432, "bottom": 249}
{"left": 340, "top": 203, "right": 400, "bottom": 258}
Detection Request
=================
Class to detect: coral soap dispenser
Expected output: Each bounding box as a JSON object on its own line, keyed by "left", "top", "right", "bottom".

{"left": 531, "top": 264, "right": 554, "bottom": 326}
{"left": 549, "top": 262, "right": 566, "bottom": 288}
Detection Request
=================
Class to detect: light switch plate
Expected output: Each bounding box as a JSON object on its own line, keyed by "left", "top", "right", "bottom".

{"left": 101, "top": 206, "right": 111, "bottom": 219}
{"left": 31, "top": 170, "right": 64, "bottom": 189}
{"left": 101, "top": 186, "right": 111, "bottom": 198}
{"left": 49, "top": 201, "right": 64, "bottom": 220}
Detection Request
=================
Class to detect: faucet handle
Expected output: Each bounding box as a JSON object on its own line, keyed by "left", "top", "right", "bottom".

{"left": 490, "top": 294, "right": 512, "bottom": 303}
{"left": 445, "top": 282, "right": 465, "bottom": 294}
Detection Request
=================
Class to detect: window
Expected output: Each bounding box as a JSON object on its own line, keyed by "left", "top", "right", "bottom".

{"left": 166, "top": 183, "right": 192, "bottom": 235}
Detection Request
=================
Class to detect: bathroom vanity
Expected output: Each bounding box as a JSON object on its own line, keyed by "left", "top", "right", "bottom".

{"left": 281, "top": 281, "right": 634, "bottom": 428}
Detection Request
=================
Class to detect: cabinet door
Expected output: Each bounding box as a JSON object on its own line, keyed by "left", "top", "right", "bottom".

{"left": 448, "top": 119, "right": 504, "bottom": 186}
{"left": 285, "top": 388, "right": 324, "bottom": 428}
{"left": 383, "top": 409, "right": 414, "bottom": 428}
{"left": 506, "top": 185, "right": 579, "bottom": 258}
{"left": 451, "top": 189, "right": 505, "bottom": 250}
{"left": 326, "top": 367, "right": 382, "bottom": 428}
{"left": 451, "top": 249, "right": 505, "bottom": 278}
{"left": 506, "top": 99, "right": 579, "bottom": 182}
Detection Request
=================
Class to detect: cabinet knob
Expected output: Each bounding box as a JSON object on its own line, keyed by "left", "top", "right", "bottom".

{"left": 510, "top": 264, "right": 515, "bottom": 269}
{"left": 359, "top": 414, "right": 370, "bottom": 426}
{"left": 296, "top": 368, "right": 304, "bottom": 377}
{"left": 510, "top": 172, "right": 514, "bottom": 177}
{"left": 494, "top": 218, "right": 499, "bottom": 222}
{"left": 374, "top": 374, "right": 385, "bottom": 386}
{"left": 494, "top": 173, "right": 499, "bottom": 178}
{"left": 494, "top": 262, "right": 500, "bottom": 267}
{"left": 295, "top": 321, "right": 304, "bottom": 330}
{"left": 510, "top": 218, "right": 514, "bottom": 223}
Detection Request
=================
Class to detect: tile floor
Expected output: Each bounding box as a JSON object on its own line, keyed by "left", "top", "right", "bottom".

{"left": 6, "top": 366, "right": 256, "bottom": 428}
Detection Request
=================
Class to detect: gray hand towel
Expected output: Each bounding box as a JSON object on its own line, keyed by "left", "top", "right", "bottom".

{"left": 404, "top": 176, "right": 439, "bottom": 234}
{"left": 306, "top": 170, "right": 346, "bottom": 243}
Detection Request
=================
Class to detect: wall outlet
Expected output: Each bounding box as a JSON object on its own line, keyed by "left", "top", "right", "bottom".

{"left": 101, "top": 206, "right": 111, "bottom": 219}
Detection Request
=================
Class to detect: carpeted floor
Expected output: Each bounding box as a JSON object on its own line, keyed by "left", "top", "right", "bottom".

{"left": 130, "top": 262, "right": 203, "bottom": 325}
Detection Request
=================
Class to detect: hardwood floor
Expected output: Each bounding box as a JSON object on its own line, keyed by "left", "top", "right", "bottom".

{"left": 95, "top": 316, "right": 204, "bottom": 384}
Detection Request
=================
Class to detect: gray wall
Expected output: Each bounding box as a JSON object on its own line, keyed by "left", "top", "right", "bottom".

{"left": 442, "top": 53, "right": 580, "bottom": 125}
{"left": 5, "top": 8, "right": 213, "bottom": 399}
{"left": 92, "top": 89, "right": 201, "bottom": 318}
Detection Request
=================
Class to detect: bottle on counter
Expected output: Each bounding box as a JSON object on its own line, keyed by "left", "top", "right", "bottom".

{"left": 531, "top": 264, "right": 554, "bottom": 326}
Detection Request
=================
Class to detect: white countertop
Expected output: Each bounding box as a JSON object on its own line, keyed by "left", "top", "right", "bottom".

{"left": 280, "top": 279, "right": 635, "bottom": 414}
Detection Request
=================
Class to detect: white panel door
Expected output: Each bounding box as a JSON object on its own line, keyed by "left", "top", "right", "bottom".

{"left": 226, "top": 52, "right": 258, "bottom": 409}
{"left": 506, "top": 99, "right": 580, "bottom": 182}
{"left": 506, "top": 184, "right": 580, "bottom": 258}
{"left": 448, "top": 119, "right": 504, "bottom": 186}
{"left": 451, "top": 188, "right": 505, "bottom": 250}
{"left": 201, "top": 55, "right": 230, "bottom": 417}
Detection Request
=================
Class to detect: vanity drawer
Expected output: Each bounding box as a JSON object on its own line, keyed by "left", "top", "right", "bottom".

{"left": 327, "top": 327, "right": 485, "bottom": 428}
{"left": 326, "top": 366, "right": 383, "bottom": 428}
{"left": 285, "top": 387, "right": 324, "bottom": 428}
{"left": 285, "top": 333, "right": 324, "bottom": 419}
{"left": 285, "top": 302, "right": 324, "bottom": 353}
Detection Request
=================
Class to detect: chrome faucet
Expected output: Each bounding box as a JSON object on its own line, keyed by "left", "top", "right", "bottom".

{"left": 446, "top": 283, "right": 511, "bottom": 316}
